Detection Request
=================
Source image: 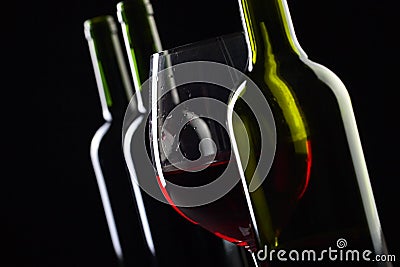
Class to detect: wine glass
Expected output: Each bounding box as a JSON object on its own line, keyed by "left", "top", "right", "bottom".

{"left": 147, "top": 32, "right": 310, "bottom": 266}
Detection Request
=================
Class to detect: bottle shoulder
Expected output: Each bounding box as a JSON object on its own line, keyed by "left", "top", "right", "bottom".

{"left": 300, "top": 58, "right": 352, "bottom": 106}
{"left": 247, "top": 54, "right": 352, "bottom": 107}
{"left": 90, "top": 121, "right": 112, "bottom": 153}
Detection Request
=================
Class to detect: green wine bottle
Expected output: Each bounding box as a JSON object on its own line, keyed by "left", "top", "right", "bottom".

{"left": 230, "top": 0, "right": 393, "bottom": 266}
{"left": 84, "top": 15, "right": 154, "bottom": 267}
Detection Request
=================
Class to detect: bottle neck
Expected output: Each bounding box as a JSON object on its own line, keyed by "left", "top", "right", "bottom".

{"left": 117, "top": 0, "right": 162, "bottom": 98}
{"left": 237, "top": 0, "right": 306, "bottom": 71}
{"left": 85, "top": 15, "right": 134, "bottom": 121}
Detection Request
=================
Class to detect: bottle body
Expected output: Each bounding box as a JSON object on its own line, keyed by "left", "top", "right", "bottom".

{"left": 231, "top": 0, "right": 391, "bottom": 265}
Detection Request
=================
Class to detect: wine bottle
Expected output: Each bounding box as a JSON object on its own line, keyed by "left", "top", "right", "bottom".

{"left": 84, "top": 15, "right": 156, "bottom": 267}
{"left": 229, "top": 0, "right": 393, "bottom": 266}
{"left": 117, "top": 1, "right": 254, "bottom": 267}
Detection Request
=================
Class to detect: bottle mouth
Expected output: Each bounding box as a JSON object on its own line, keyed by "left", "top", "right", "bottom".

{"left": 117, "top": 0, "right": 154, "bottom": 24}
{"left": 84, "top": 15, "right": 117, "bottom": 41}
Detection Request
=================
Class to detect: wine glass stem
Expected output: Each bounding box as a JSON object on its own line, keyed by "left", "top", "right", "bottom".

{"left": 250, "top": 251, "right": 270, "bottom": 267}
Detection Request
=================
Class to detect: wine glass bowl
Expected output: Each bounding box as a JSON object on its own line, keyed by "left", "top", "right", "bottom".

{"left": 149, "top": 33, "right": 258, "bottom": 250}
{"left": 147, "top": 32, "right": 312, "bottom": 257}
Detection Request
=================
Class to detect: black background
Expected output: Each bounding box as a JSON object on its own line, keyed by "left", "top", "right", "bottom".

{"left": 6, "top": 0, "right": 398, "bottom": 266}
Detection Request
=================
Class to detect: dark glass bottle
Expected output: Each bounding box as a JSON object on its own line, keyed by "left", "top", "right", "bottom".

{"left": 117, "top": 1, "right": 254, "bottom": 267}
{"left": 84, "top": 15, "right": 155, "bottom": 267}
{"left": 230, "top": 0, "right": 393, "bottom": 266}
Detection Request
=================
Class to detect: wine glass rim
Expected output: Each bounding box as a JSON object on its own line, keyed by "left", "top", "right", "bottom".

{"left": 151, "top": 31, "right": 245, "bottom": 58}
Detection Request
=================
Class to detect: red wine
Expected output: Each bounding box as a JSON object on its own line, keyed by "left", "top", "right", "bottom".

{"left": 158, "top": 160, "right": 257, "bottom": 251}
{"left": 157, "top": 134, "right": 311, "bottom": 253}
